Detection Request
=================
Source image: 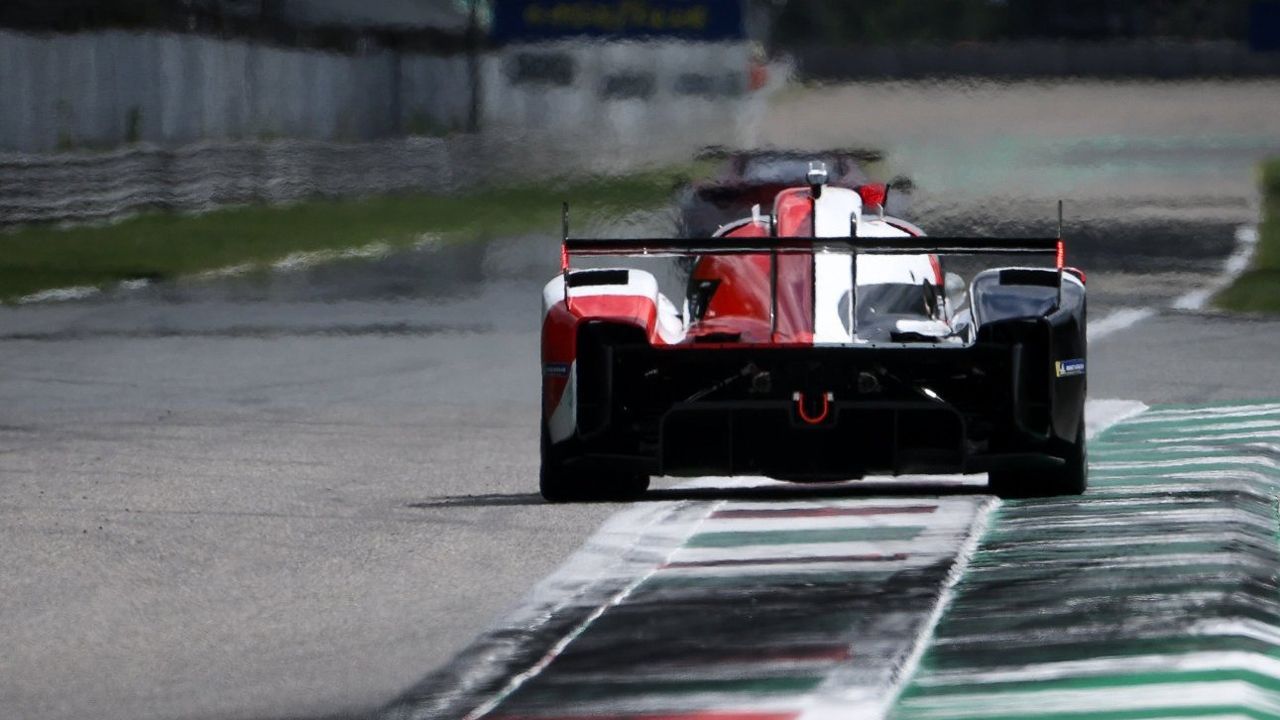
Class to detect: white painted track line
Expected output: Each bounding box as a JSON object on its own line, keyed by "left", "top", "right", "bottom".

{"left": 1089, "top": 222, "right": 1256, "bottom": 344}
{"left": 1174, "top": 225, "right": 1259, "bottom": 311}
{"left": 1089, "top": 307, "right": 1157, "bottom": 343}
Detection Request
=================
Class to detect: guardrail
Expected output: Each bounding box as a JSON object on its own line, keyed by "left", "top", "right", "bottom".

{"left": 0, "top": 137, "right": 479, "bottom": 227}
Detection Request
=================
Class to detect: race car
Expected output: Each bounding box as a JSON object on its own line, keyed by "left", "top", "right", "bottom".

{"left": 541, "top": 162, "right": 1087, "bottom": 502}
{"left": 675, "top": 148, "right": 908, "bottom": 238}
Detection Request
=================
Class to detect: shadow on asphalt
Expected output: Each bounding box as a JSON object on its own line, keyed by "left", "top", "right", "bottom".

{"left": 410, "top": 481, "right": 990, "bottom": 508}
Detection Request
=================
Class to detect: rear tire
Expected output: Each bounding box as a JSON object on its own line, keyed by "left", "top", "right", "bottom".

{"left": 540, "top": 422, "right": 649, "bottom": 503}
{"left": 988, "top": 425, "right": 1087, "bottom": 499}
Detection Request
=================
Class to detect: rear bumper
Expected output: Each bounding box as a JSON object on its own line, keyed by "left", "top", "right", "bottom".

{"left": 564, "top": 398, "right": 1066, "bottom": 481}
{"left": 556, "top": 319, "right": 1085, "bottom": 481}
{"left": 660, "top": 399, "right": 964, "bottom": 479}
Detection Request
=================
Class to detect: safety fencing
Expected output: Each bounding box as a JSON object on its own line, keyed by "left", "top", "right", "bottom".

{"left": 0, "top": 137, "right": 475, "bottom": 226}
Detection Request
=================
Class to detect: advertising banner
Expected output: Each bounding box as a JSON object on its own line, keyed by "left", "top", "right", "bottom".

{"left": 491, "top": 0, "right": 744, "bottom": 43}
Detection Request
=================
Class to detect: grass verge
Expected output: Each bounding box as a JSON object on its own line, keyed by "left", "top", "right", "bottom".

{"left": 0, "top": 168, "right": 691, "bottom": 302}
{"left": 1215, "top": 159, "right": 1280, "bottom": 313}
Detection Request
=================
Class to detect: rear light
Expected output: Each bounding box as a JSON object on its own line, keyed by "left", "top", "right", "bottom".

{"left": 1056, "top": 240, "right": 1065, "bottom": 269}
{"left": 1065, "top": 267, "right": 1086, "bottom": 284}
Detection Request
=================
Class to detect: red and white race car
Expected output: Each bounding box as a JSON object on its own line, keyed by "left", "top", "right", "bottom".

{"left": 541, "top": 163, "right": 1087, "bottom": 501}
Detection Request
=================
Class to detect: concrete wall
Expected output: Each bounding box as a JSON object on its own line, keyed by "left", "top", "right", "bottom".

{"left": 0, "top": 29, "right": 754, "bottom": 156}
{"left": 0, "top": 31, "right": 763, "bottom": 225}
{"left": 0, "top": 29, "right": 471, "bottom": 153}
{"left": 481, "top": 40, "right": 756, "bottom": 170}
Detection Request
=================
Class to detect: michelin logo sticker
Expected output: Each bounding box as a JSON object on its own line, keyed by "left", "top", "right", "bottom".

{"left": 1055, "top": 358, "right": 1086, "bottom": 377}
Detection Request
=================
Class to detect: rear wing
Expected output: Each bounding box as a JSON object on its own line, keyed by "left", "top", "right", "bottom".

{"left": 559, "top": 201, "right": 1065, "bottom": 263}
{"left": 564, "top": 236, "right": 1062, "bottom": 258}
{"left": 556, "top": 202, "right": 1071, "bottom": 336}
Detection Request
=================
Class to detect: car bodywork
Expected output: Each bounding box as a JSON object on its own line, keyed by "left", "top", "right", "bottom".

{"left": 541, "top": 171, "right": 1087, "bottom": 501}
{"left": 676, "top": 148, "right": 905, "bottom": 237}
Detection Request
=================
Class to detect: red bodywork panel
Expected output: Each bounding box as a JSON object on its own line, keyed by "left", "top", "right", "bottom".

{"left": 687, "top": 189, "right": 817, "bottom": 344}
{"left": 857, "top": 183, "right": 887, "bottom": 208}
{"left": 772, "top": 188, "right": 816, "bottom": 237}
{"left": 542, "top": 294, "right": 659, "bottom": 417}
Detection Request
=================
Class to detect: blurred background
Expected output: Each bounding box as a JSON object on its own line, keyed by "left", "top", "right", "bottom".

{"left": 0, "top": 1, "right": 1274, "bottom": 275}
{"left": 1, "top": 0, "right": 1279, "bottom": 307}
{"left": 1, "top": 0, "right": 1278, "bottom": 315}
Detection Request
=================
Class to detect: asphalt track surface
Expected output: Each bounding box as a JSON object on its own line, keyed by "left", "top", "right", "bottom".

{"left": 3, "top": 81, "right": 1280, "bottom": 720}
{"left": 391, "top": 400, "right": 1280, "bottom": 720}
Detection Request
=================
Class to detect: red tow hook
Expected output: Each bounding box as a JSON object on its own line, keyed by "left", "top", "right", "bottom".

{"left": 793, "top": 391, "right": 834, "bottom": 425}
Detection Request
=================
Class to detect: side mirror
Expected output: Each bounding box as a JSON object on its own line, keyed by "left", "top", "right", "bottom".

{"left": 945, "top": 272, "right": 967, "bottom": 310}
